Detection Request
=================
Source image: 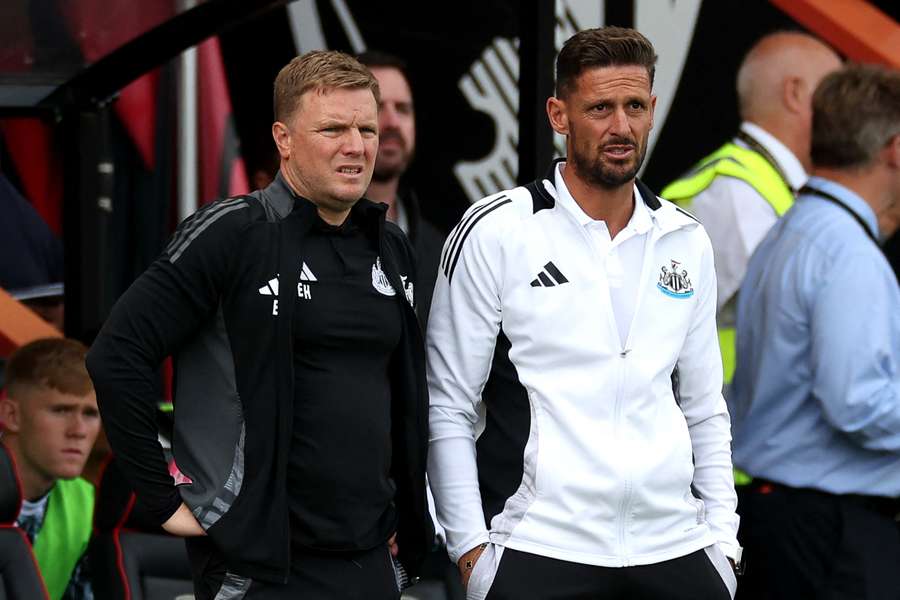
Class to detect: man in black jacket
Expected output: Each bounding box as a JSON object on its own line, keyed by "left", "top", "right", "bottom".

{"left": 87, "top": 50, "right": 432, "bottom": 600}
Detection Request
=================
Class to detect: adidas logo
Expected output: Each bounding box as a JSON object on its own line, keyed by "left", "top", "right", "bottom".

{"left": 530, "top": 262, "right": 569, "bottom": 287}
{"left": 258, "top": 277, "right": 279, "bottom": 295}
{"left": 300, "top": 262, "right": 317, "bottom": 282}
{"left": 258, "top": 276, "right": 280, "bottom": 315}
{"left": 257, "top": 262, "right": 318, "bottom": 315}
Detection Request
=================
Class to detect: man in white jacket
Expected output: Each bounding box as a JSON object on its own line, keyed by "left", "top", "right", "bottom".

{"left": 426, "top": 27, "right": 740, "bottom": 599}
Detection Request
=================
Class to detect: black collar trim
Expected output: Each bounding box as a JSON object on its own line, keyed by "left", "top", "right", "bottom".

{"left": 536, "top": 158, "right": 662, "bottom": 212}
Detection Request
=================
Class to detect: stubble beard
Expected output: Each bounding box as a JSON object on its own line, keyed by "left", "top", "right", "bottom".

{"left": 572, "top": 136, "right": 647, "bottom": 190}
{"left": 372, "top": 130, "right": 413, "bottom": 183}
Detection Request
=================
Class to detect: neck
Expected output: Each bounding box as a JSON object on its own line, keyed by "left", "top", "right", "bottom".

{"left": 6, "top": 442, "right": 54, "bottom": 501}
{"left": 279, "top": 161, "right": 351, "bottom": 226}
{"left": 749, "top": 117, "right": 808, "bottom": 171}
{"left": 561, "top": 163, "right": 634, "bottom": 238}
{"left": 811, "top": 165, "right": 892, "bottom": 216}
{"left": 366, "top": 177, "right": 400, "bottom": 222}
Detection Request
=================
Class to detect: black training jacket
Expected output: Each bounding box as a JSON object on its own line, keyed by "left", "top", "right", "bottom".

{"left": 87, "top": 173, "right": 433, "bottom": 583}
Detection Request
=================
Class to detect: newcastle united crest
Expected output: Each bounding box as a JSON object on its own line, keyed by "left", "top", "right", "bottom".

{"left": 657, "top": 260, "right": 694, "bottom": 298}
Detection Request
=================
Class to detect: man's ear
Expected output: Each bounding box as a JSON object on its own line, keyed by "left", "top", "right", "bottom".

{"left": 272, "top": 121, "right": 291, "bottom": 159}
{"left": 0, "top": 396, "right": 21, "bottom": 434}
{"left": 546, "top": 96, "right": 569, "bottom": 136}
{"left": 782, "top": 76, "right": 806, "bottom": 115}
{"left": 884, "top": 133, "right": 900, "bottom": 169}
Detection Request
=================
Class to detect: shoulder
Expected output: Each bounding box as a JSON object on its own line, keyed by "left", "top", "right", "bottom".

{"left": 655, "top": 196, "right": 716, "bottom": 255}
{"left": 165, "top": 195, "right": 265, "bottom": 262}
{"left": 53, "top": 477, "right": 95, "bottom": 506}
{"left": 384, "top": 219, "right": 413, "bottom": 251}
{"left": 450, "top": 186, "right": 535, "bottom": 241}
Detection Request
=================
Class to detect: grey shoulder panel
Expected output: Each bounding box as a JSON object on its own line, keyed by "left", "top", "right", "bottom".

{"left": 173, "top": 303, "right": 246, "bottom": 527}
{"left": 213, "top": 572, "right": 252, "bottom": 600}
{"left": 253, "top": 188, "right": 293, "bottom": 222}
{"left": 167, "top": 197, "right": 251, "bottom": 263}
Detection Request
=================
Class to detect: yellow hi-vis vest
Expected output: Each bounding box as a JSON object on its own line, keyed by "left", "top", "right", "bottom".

{"left": 32, "top": 478, "right": 94, "bottom": 600}
{"left": 661, "top": 142, "right": 794, "bottom": 385}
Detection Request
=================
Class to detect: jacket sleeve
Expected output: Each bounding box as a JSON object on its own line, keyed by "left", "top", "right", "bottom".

{"left": 86, "top": 200, "right": 249, "bottom": 526}
{"left": 426, "top": 201, "right": 505, "bottom": 563}
{"left": 675, "top": 231, "right": 740, "bottom": 559}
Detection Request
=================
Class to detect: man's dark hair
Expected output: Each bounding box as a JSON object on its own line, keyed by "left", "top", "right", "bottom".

{"left": 555, "top": 27, "right": 657, "bottom": 98}
{"left": 811, "top": 64, "right": 900, "bottom": 170}
{"left": 356, "top": 50, "right": 412, "bottom": 85}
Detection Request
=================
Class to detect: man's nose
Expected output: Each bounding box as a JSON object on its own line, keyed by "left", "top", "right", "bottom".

{"left": 66, "top": 414, "right": 89, "bottom": 438}
{"left": 609, "top": 107, "right": 630, "bottom": 136}
{"left": 342, "top": 129, "right": 365, "bottom": 155}
{"left": 380, "top": 104, "right": 399, "bottom": 130}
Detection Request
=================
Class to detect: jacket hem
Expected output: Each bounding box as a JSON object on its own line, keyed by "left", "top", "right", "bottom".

{"left": 500, "top": 530, "right": 717, "bottom": 568}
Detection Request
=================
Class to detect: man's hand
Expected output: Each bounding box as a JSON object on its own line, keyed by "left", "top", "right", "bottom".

{"left": 161, "top": 502, "right": 206, "bottom": 537}
{"left": 458, "top": 543, "right": 488, "bottom": 588}
{"left": 388, "top": 532, "right": 399, "bottom": 557}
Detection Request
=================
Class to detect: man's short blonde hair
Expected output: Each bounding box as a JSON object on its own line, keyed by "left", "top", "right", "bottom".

{"left": 273, "top": 50, "right": 380, "bottom": 123}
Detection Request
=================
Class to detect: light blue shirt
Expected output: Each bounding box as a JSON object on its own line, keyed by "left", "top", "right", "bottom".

{"left": 730, "top": 176, "right": 900, "bottom": 497}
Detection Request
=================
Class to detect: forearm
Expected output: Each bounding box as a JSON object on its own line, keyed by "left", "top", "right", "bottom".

{"left": 688, "top": 410, "right": 739, "bottom": 551}
{"left": 87, "top": 309, "right": 182, "bottom": 525}
{"left": 427, "top": 427, "right": 490, "bottom": 563}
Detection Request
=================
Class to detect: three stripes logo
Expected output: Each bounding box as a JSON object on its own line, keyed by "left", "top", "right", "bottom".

{"left": 166, "top": 196, "right": 250, "bottom": 263}
{"left": 299, "top": 262, "right": 317, "bottom": 282}
{"left": 530, "top": 262, "right": 569, "bottom": 287}
{"left": 258, "top": 262, "right": 319, "bottom": 315}
{"left": 441, "top": 194, "right": 511, "bottom": 284}
{"left": 258, "top": 275, "right": 281, "bottom": 316}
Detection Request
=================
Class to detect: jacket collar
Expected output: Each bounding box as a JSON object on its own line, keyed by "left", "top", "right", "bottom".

{"left": 537, "top": 159, "right": 695, "bottom": 234}
{"left": 270, "top": 170, "right": 387, "bottom": 233}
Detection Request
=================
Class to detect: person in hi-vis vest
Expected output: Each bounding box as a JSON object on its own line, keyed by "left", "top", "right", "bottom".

{"left": 0, "top": 338, "right": 99, "bottom": 600}
{"left": 662, "top": 32, "right": 841, "bottom": 386}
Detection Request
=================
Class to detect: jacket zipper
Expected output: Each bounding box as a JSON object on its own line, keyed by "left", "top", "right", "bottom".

{"left": 614, "top": 348, "right": 634, "bottom": 565}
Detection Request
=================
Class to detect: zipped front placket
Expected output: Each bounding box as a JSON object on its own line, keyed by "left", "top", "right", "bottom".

{"left": 614, "top": 347, "right": 634, "bottom": 565}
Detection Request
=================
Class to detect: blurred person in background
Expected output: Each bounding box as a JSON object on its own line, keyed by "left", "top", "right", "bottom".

{"left": 730, "top": 64, "right": 900, "bottom": 599}
{"left": 662, "top": 31, "right": 841, "bottom": 387}
{"left": 359, "top": 50, "right": 445, "bottom": 330}
{"left": 0, "top": 338, "right": 99, "bottom": 600}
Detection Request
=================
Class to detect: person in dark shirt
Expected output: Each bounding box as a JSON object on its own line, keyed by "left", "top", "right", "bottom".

{"left": 87, "top": 51, "right": 432, "bottom": 600}
{"left": 357, "top": 51, "right": 445, "bottom": 330}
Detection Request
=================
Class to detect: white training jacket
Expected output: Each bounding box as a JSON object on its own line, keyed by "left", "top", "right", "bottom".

{"left": 426, "top": 162, "right": 740, "bottom": 569}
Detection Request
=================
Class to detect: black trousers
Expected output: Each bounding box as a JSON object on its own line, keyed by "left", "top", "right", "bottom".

{"left": 187, "top": 537, "right": 400, "bottom": 600}
{"left": 737, "top": 481, "right": 900, "bottom": 600}
{"left": 467, "top": 546, "right": 731, "bottom": 600}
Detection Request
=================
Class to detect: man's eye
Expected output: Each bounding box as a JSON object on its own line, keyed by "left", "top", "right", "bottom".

{"left": 630, "top": 101, "right": 644, "bottom": 110}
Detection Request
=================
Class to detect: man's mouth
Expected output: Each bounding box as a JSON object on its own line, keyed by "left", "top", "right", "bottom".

{"left": 602, "top": 144, "right": 636, "bottom": 158}
{"left": 337, "top": 166, "right": 363, "bottom": 175}
{"left": 381, "top": 128, "right": 406, "bottom": 142}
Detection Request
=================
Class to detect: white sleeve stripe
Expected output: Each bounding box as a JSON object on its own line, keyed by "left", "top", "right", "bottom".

{"left": 444, "top": 199, "right": 512, "bottom": 283}
{"left": 441, "top": 195, "right": 508, "bottom": 273}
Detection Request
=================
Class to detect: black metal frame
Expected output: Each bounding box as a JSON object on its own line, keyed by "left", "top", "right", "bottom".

{"left": 0, "top": 0, "right": 290, "bottom": 341}
{"left": 516, "top": 0, "right": 556, "bottom": 185}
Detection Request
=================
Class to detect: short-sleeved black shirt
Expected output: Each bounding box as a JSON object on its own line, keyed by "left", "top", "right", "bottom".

{"left": 288, "top": 211, "right": 403, "bottom": 554}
